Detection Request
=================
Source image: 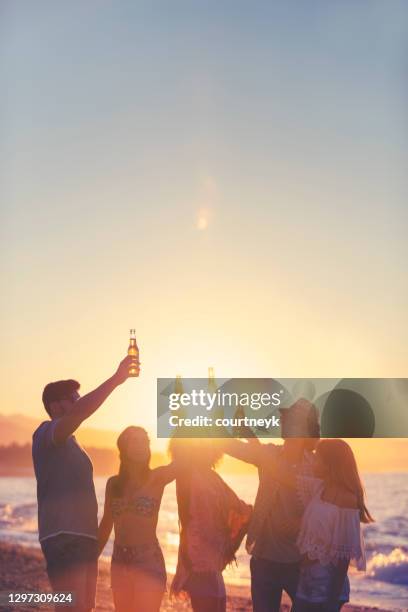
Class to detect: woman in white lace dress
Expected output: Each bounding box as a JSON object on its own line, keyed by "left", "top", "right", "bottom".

{"left": 276, "top": 438, "right": 373, "bottom": 611}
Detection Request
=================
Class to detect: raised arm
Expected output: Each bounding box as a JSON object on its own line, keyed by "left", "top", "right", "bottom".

{"left": 154, "top": 461, "right": 178, "bottom": 486}
{"left": 232, "top": 407, "right": 261, "bottom": 441}
{"left": 224, "top": 436, "right": 300, "bottom": 493}
{"left": 223, "top": 437, "right": 267, "bottom": 467}
{"left": 53, "top": 355, "right": 138, "bottom": 445}
{"left": 98, "top": 478, "right": 114, "bottom": 556}
{"left": 220, "top": 406, "right": 271, "bottom": 466}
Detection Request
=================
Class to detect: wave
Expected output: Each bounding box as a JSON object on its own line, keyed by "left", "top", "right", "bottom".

{"left": 0, "top": 502, "right": 37, "bottom": 533}
{"left": 366, "top": 548, "right": 408, "bottom": 586}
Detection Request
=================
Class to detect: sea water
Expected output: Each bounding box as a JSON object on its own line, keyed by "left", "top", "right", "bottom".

{"left": 0, "top": 473, "right": 407, "bottom": 610}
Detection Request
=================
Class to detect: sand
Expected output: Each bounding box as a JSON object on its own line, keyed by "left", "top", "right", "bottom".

{"left": 0, "top": 542, "right": 387, "bottom": 611}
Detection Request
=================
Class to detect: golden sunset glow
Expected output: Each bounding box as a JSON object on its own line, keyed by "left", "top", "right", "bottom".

{"left": 1, "top": 3, "right": 407, "bottom": 471}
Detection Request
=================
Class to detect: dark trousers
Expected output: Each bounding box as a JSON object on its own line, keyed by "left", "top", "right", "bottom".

{"left": 292, "top": 602, "right": 344, "bottom": 612}
{"left": 250, "top": 556, "right": 300, "bottom": 612}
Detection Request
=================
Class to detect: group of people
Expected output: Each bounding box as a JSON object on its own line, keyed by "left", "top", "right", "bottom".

{"left": 32, "top": 355, "right": 372, "bottom": 612}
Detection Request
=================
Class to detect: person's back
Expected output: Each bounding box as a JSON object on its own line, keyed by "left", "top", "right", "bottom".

{"left": 169, "top": 438, "right": 251, "bottom": 612}
{"left": 33, "top": 420, "right": 98, "bottom": 543}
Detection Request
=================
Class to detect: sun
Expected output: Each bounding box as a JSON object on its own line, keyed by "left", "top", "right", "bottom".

{"left": 196, "top": 207, "right": 211, "bottom": 230}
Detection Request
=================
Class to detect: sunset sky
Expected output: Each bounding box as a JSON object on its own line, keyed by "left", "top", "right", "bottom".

{"left": 1, "top": 2, "right": 407, "bottom": 455}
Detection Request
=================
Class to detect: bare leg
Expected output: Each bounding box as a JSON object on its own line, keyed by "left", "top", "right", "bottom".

{"left": 48, "top": 563, "right": 96, "bottom": 612}
{"left": 135, "top": 589, "right": 164, "bottom": 612}
{"left": 190, "top": 596, "right": 227, "bottom": 612}
{"left": 111, "top": 564, "right": 136, "bottom": 612}
{"left": 112, "top": 583, "right": 135, "bottom": 612}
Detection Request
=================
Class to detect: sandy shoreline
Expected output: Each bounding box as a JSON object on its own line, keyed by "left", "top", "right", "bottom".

{"left": 0, "top": 542, "right": 389, "bottom": 611}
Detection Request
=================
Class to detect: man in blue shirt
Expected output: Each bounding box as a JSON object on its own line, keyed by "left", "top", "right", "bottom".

{"left": 32, "top": 354, "right": 139, "bottom": 612}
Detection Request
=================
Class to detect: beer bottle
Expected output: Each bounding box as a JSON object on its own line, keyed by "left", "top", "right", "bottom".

{"left": 174, "top": 374, "right": 184, "bottom": 394}
{"left": 208, "top": 367, "right": 216, "bottom": 392}
{"left": 174, "top": 375, "right": 186, "bottom": 419}
{"left": 128, "top": 329, "right": 139, "bottom": 376}
{"left": 208, "top": 367, "right": 222, "bottom": 419}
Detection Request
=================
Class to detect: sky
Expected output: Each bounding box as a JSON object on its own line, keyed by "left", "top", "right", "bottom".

{"left": 1, "top": 1, "right": 407, "bottom": 445}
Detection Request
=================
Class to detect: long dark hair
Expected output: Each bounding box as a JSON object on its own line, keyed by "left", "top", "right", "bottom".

{"left": 316, "top": 439, "right": 374, "bottom": 523}
{"left": 168, "top": 437, "right": 223, "bottom": 528}
{"left": 112, "top": 426, "right": 151, "bottom": 497}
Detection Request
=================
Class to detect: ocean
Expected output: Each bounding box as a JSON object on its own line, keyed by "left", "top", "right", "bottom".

{"left": 0, "top": 473, "right": 407, "bottom": 610}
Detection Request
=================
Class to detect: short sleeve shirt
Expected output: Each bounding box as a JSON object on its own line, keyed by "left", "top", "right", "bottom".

{"left": 32, "top": 421, "right": 98, "bottom": 542}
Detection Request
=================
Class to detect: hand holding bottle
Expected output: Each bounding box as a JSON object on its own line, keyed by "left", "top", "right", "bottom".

{"left": 114, "top": 355, "right": 140, "bottom": 384}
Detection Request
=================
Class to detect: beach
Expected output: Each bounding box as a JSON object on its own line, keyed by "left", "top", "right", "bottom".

{"left": 1, "top": 474, "right": 408, "bottom": 610}
{"left": 0, "top": 542, "right": 392, "bottom": 612}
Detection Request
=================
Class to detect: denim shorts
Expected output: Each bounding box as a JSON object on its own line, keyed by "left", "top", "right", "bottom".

{"left": 111, "top": 541, "right": 167, "bottom": 591}
{"left": 296, "top": 559, "right": 350, "bottom": 605}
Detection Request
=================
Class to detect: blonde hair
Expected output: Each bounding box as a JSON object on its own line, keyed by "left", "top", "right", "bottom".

{"left": 316, "top": 439, "right": 374, "bottom": 523}
{"left": 168, "top": 436, "right": 223, "bottom": 468}
{"left": 168, "top": 437, "right": 223, "bottom": 529}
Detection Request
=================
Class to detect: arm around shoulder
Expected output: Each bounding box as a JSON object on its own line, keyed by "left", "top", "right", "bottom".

{"left": 154, "top": 461, "right": 180, "bottom": 486}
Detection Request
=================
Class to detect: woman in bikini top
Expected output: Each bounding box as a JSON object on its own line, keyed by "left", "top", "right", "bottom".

{"left": 98, "top": 426, "right": 176, "bottom": 612}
